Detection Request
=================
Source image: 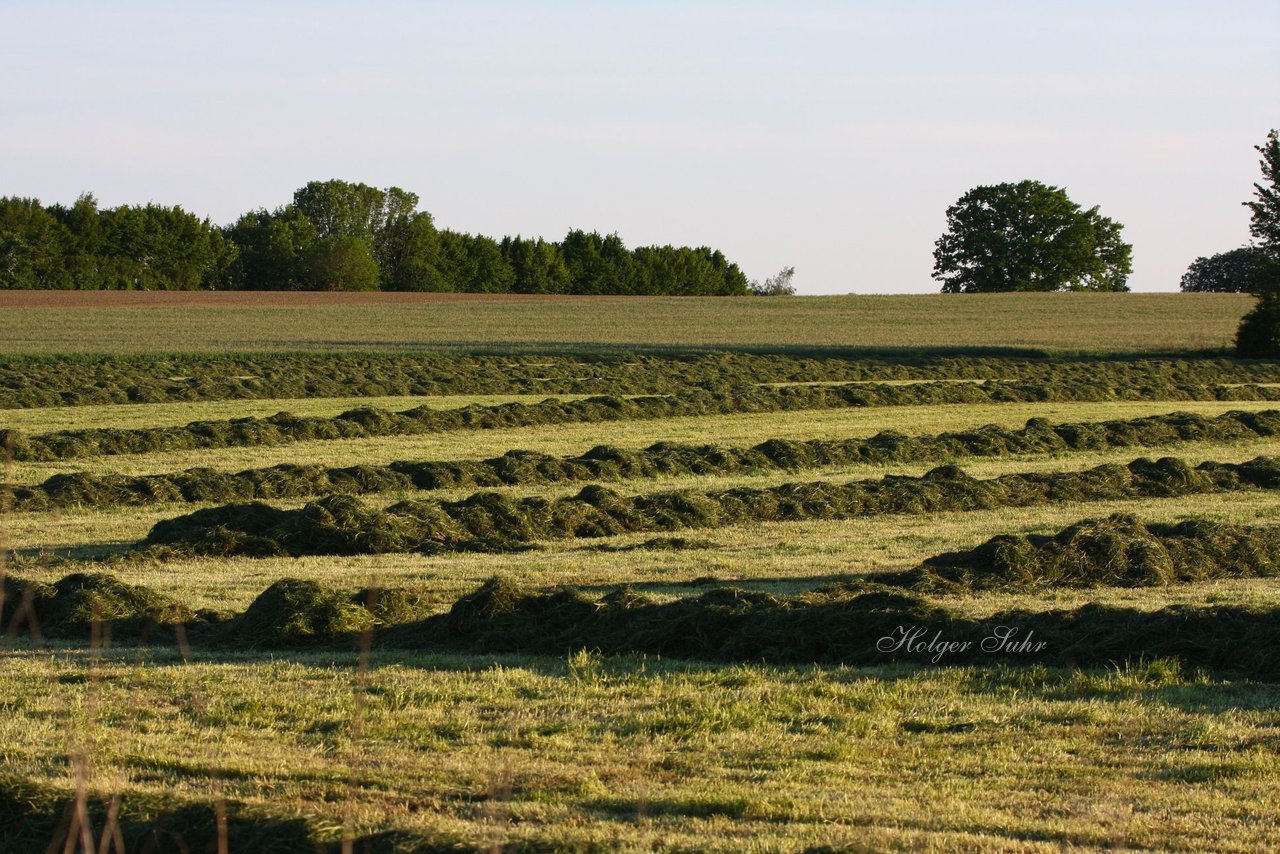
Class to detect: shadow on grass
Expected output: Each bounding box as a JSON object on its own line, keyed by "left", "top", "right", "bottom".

{"left": 0, "top": 778, "right": 315, "bottom": 854}
{"left": 9, "top": 542, "right": 138, "bottom": 564}
{"left": 0, "top": 773, "right": 487, "bottom": 853}
{"left": 201, "top": 340, "right": 1241, "bottom": 362}
{"left": 569, "top": 573, "right": 866, "bottom": 597}
{"left": 0, "top": 341, "right": 1245, "bottom": 364}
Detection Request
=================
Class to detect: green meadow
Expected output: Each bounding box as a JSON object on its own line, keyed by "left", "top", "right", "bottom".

{"left": 2, "top": 293, "right": 1278, "bottom": 852}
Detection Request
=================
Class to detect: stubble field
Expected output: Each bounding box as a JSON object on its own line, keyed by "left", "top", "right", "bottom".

{"left": 2, "top": 293, "right": 1278, "bottom": 852}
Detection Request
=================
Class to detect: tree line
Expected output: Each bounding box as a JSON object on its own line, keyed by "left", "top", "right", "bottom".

{"left": 0, "top": 180, "right": 749, "bottom": 295}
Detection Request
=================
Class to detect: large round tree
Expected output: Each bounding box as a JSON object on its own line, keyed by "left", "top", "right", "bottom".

{"left": 933, "top": 180, "right": 1132, "bottom": 293}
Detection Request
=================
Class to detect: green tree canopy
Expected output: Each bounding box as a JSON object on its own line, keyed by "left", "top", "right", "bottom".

{"left": 1180, "top": 246, "right": 1269, "bottom": 293}
{"left": 304, "top": 235, "right": 381, "bottom": 291}
{"left": 293, "top": 180, "right": 403, "bottom": 241}
{"left": 501, "top": 235, "right": 571, "bottom": 294}
{"left": 383, "top": 212, "right": 446, "bottom": 292}
{"left": 225, "top": 207, "right": 318, "bottom": 290}
{"left": 1, "top": 196, "right": 234, "bottom": 290}
{"left": 1246, "top": 129, "right": 1280, "bottom": 263}
{"left": 2, "top": 180, "right": 750, "bottom": 295}
{"left": 226, "top": 180, "right": 421, "bottom": 292}
{"left": 0, "top": 197, "right": 71, "bottom": 289}
{"left": 749, "top": 266, "right": 796, "bottom": 296}
{"left": 933, "top": 180, "right": 1132, "bottom": 293}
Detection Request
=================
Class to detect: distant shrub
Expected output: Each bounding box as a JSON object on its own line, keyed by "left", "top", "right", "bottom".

{"left": 749, "top": 266, "right": 796, "bottom": 296}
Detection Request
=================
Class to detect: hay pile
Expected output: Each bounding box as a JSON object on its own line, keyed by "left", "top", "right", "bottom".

{"left": 12, "top": 408, "right": 1280, "bottom": 512}
{"left": 224, "top": 578, "right": 374, "bottom": 646}
{"left": 1, "top": 572, "right": 438, "bottom": 648}
{"left": 897, "top": 513, "right": 1280, "bottom": 591}
{"left": 387, "top": 577, "right": 948, "bottom": 663}
{"left": 143, "top": 455, "right": 1280, "bottom": 557}
{"left": 207, "top": 578, "right": 437, "bottom": 647}
{"left": 195, "top": 574, "right": 1280, "bottom": 676}
{"left": 583, "top": 536, "right": 722, "bottom": 553}
{"left": 1, "top": 572, "right": 212, "bottom": 639}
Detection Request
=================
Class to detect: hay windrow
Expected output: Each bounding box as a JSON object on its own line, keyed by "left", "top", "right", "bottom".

{"left": 8, "top": 377, "right": 1280, "bottom": 464}
{"left": 6, "top": 351, "right": 1280, "bottom": 410}
{"left": 142, "top": 455, "right": 1280, "bottom": 557}
{"left": 11, "top": 408, "right": 1280, "bottom": 512}
{"left": 202, "top": 577, "right": 438, "bottom": 648}
{"left": 11, "top": 570, "right": 1280, "bottom": 679}
{"left": 14, "top": 349, "right": 1280, "bottom": 846}
{"left": 375, "top": 577, "right": 1280, "bottom": 678}
{"left": 895, "top": 513, "right": 1280, "bottom": 592}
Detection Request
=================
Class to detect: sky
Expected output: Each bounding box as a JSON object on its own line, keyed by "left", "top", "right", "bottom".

{"left": 3, "top": 1, "right": 1277, "bottom": 294}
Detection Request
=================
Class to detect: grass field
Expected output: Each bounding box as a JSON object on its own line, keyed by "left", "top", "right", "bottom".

{"left": 0, "top": 291, "right": 1255, "bottom": 354}
{"left": 2, "top": 293, "right": 1279, "bottom": 852}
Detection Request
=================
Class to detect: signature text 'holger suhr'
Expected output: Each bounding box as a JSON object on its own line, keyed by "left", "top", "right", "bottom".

{"left": 876, "top": 626, "right": 1047, "bottom": 663}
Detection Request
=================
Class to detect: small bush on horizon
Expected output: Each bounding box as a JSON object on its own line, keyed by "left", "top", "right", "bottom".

{"left": 750, "top": 266, "right": 796, "bottom": 296}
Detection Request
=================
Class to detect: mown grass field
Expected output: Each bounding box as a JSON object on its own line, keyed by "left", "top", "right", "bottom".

{"left": 2, "top": 293, "right": 1279, "bottom": 852}
{"left": 0, "top": 291, "right": 1255, "bottom": 354}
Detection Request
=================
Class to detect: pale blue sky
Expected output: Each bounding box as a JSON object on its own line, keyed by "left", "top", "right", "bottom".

{"left": 3, "top": 1, "right": 1277, "bottom": 293}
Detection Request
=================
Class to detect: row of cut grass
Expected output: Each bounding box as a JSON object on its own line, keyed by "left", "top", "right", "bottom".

{"left": 6, "top": 347, "right": 1280, "bottom": 409}
{"left": 11, "top": 398, "right": 1280, "bottom": 484}
{"left": 9, "top": 380, "right": 1280, "bottom": 463}
{"left": 8, "top": 408, "right": 1279, "bottom": 512}
{"left": 136, "top": 454, "right": 1280, "bottom": 557}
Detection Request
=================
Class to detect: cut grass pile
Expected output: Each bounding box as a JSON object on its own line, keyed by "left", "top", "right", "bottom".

{"left": 0, "top": 572, "right": 214, "bottom": 640}
{"left": 8, "top": 381, "right": 1280, "bottom": 463}
{"left": 2, "top": 350, "right": 901, "bottom": 409}
{"left": 141, "top": 455, "right": 1280, "bottom": 557}
{"left": 227, "top": 578, "right": 434, "bottom": 647}
{"left": 10, "top": 408, "right": 1280, "bottom": 511}
{"left": 895, "top": 513, "right": 1280, "bottom": 592}
{"left": 0, "top": 573, "right": 432, "bottom": 647}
